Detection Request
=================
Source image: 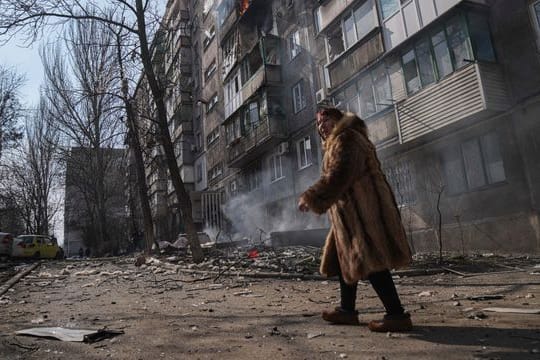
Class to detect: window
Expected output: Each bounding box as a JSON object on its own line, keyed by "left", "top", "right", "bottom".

{"left": 208, "top": 163, "right": 223, "bottom": 181}
{"left": 246, "top": 162, "right": 262, "bottom": 191}
{"left": 217, "top": 0, "right": 235, "bottom": 26}
{"left": 203, "top": 25, "right": 216, "bottom": 49}
{"left": 289, "top": 29, "right": 302, "bottom": 59}
{"left": 205, "top": 59, "right": 217, "bottom": 80}
{"left": 400, "top": 13, "right": 492, "bottom": 94}
{"left": 332, "top": 64, "right": 392, "bottom": 118}
{"left": 222, "top": 31, "right": 238, "bottom": 77}
{"left": 467, "top": 12, "right": 496, "bottom": 62}
{"left": 379, "top": 0, "right": 399, "bottom": 19}
{"left": 224, "top": 72, "right": 241, "bottom": 118}
{"left": 415, "top": 39, "right": 436, "bottom": 87}
{"left": 229, "top": 179, "right": 238, "bottom": 196}
{"left": 297, "top": 137, "right": 313, "bottom": 169}
{"left": 206, "top": 127, "right": 220, "bottom": 146}
{"left": 242, "top": 102, "right": 260, "bottom": 132}
{"left": 326, "top": 0, "right": 377, "bottom": 61}
{"left": 442, "top": 133, "right": 506, "bottom": 194}
{"left": 206, "top": 93, "right": 218, "bottom": 113}
{"left": 402, "top": 49, "right": 420, "bottom": 93}
{"left": 203, "top": 0, "right": 214, "bottom": 17}
{"left": 431, "top": 29, "right": 453, "bottom": 78}
{"left": 225, "top": 115, "right": 242, "bottom": 144}
{"left": 292, "top": 80, "right": 307, "bottom": 113}
{"left": 446, "top": 16, "right": 472, "bottom": 69}
{"left": 358, "top": 74, "right": 376, "bottom": 118}
{"left": 269, "top": 150, "right": 285, "bottom": 182}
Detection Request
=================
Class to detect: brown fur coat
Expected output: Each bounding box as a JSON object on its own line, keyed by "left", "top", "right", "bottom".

{"left": 301, "top": 113, "right": 412, "bottom": 284}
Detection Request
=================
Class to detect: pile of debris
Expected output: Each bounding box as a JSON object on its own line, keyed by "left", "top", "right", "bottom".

{"left": 138, "top": 245, "right": 322, "bottom": 277}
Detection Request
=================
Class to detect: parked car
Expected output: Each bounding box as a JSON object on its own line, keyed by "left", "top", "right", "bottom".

{"left": 11, "top": 235, "right": 63, "bottom": 259}
{"left": 0, "top": 232, "right": 14, "bottom": 257}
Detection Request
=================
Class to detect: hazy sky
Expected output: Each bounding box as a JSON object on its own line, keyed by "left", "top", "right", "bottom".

{"left": 0, "top": 38, "right": 44, "bottom": 106}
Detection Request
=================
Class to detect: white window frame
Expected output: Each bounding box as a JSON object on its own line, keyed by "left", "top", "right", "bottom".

{"left": 292, "top": 80, "right": 306, "bottom": 114}
{"left": 206, "top": 127, "right": 220, "bottom": 146}
{"left": 269, "top": 151, "right": 285, "bottom": 183}
{"left": 289, "top": 29, "right": 302, "bottom": 59}
{"left": 205, "top": 59, "right": 217, "bottom": 81}
{"left": 206, "top": 93, "right": 219, "bottom": 113}
{"left": 297, "top": 136, "right": 313, "bottom": 170}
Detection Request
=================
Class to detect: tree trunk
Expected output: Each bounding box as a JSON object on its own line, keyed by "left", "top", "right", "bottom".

{"left": 122, "top": 80, "right": 158, "bottom": 254}
{"left": 134, "top": 0, "right": 203, "bottom": 263}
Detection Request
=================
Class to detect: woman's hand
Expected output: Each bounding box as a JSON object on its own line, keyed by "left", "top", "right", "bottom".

{"left": 298, "top": 196, "right": 310, "bottom": 213}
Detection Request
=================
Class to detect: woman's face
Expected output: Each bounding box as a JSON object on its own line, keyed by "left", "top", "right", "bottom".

{"left": 317, "top": 111, "right": 337, "bottom": 140}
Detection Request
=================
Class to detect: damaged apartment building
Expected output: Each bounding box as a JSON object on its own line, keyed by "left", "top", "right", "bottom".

{"left": 133, "top": 0, "right": 540, "bottom": 253}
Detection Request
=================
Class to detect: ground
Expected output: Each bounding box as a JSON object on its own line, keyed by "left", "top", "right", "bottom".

{"left": 0, "top": 251, "right": 539, "bottom": 360}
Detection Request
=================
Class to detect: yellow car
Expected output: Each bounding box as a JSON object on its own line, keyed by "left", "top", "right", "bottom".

{"left": 11, "top": 235, "right": 64, "bottom": 259}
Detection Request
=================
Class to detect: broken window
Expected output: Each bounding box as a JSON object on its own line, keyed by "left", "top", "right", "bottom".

{"left": 446, "top": 16, "right": 473, "bottom": 69}
{"left": 243, "top": 101, "right": 260, "bottom": 132}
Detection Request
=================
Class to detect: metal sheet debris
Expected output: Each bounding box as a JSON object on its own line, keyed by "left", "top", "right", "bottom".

{"left": 15, "top": 327, "right": 124, "bottom": 343}
{"left": 482, "top": 307, "right": 540, "bottom": 314}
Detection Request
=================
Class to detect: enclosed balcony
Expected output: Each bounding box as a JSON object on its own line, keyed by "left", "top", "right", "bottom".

{"left": 224, "top": 35, "right": 282, "bottom": 120}
{"left": 225, "top": 95, "right": 286, "bottom": 168}
{"left": 396, "top": 62, "right": 510, "bottom": 143}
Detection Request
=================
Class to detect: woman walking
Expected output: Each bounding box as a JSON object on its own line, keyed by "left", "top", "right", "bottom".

{"left": 298, "top": 106, "right": 413, "bottom": 332}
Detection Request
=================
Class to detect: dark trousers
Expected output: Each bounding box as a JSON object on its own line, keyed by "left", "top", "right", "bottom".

{"left": 339, "top": 269, "right": 404, "bottom": 316}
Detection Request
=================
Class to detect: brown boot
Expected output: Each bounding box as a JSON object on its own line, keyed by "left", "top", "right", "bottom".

{"left": 368, "top": 313, "right": 412, "bottom": 332}
{"left": 322, "top": 307, "right": 360, "bottom": 325}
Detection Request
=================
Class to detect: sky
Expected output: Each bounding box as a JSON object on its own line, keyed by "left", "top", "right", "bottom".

{"left": 0, "top": 39, "right": 44, "bottom": 107}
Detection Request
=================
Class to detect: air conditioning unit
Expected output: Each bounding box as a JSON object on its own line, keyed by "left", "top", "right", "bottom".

{"left": 277, "top": 142, "right": 289, "bottom": 155}
{"left": 315, "top": 88, "right": 326, "bottom": 104}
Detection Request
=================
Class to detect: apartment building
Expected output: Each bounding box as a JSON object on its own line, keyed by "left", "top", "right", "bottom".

{"left": 315, "top": 0, "right": 540, "bottom": 253}
{"left": 136, "top": 0, "right": 540, "bottom": 253}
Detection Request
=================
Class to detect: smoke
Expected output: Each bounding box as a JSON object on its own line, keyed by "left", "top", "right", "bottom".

{"left": 221, "top": 191, "right": 327, "bottom": 242}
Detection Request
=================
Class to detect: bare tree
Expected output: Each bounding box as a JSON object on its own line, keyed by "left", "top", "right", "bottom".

{"left": 0, "top": 0, "right": 203, "bottom": 262}
{"left": 41, "top": 18, "right": 127, "bottom": 256}
{"left": 0, "top": 100, "right": 61, "bottom": 235}
{"left": 0, "top": 65, "right": 24, "bottom": 159}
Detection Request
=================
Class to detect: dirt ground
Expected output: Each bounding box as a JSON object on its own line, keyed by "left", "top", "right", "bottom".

{"left": 0, "top": 253, "right": 539, "bottom": 360}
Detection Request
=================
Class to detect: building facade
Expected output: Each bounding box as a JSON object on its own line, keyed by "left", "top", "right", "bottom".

{"left": 136, "top": 0, "right": 540, "bottom": 253}
{"left": 315, "top": 0, "right": 540, "bottom": 253}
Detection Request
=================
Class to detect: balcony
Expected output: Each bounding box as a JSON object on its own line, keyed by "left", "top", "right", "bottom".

{"left": 327, "top": 32, "right": 384, "bottom": 89}
{"left": 315, "top": 0, "right": 356, "bottom": 32}
{"left": 227, "top": 111, "right": 286, "bottom": 168}
{"left": 396, "top": 62, "right": 510, "bottom": 143}
{"left": 224, "top": 35, "right": 282, "bottom": 120}
{"left": 225, "top": 64, "right": 282, "bottom": 119}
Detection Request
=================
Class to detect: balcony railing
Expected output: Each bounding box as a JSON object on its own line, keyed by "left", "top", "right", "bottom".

{"left": 227, "top": 113, "right": 286, "bottom": 167}
{"left": 396, "top": 62, "right": 510, "bottom": 143}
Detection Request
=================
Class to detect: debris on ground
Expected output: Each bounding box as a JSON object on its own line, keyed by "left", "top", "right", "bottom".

{"left": 15, "top": 327, "right": 124, "bottom": 343}
{"left": 482, "top": 307, "right": 540, "bottom": 314}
